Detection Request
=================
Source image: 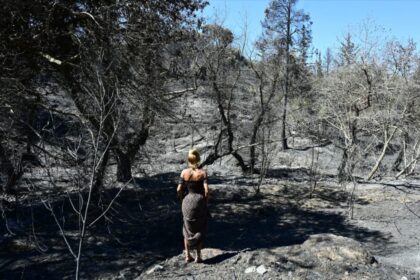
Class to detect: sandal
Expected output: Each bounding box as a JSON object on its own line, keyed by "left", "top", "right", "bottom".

{"left": 185, "top": 256, "right": 194, "bottom": 263}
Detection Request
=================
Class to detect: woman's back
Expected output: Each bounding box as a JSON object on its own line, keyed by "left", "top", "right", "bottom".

{"left": 182, "top": 168, "right": 207, "bottom": 195}
{"left": 181, "top": 168, "right": 207, "bottom": 181}
{"left": 184, "top": 180, "right": 205, "bottom": 194}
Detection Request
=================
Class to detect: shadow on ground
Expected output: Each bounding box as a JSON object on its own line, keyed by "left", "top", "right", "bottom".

{"left": 0, "top": 172, "right": 391, "bottom": 279}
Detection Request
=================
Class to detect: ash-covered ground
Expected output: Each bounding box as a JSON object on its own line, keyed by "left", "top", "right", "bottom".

{"left": 1, "top": 168, "right": 420, "bottom": 279}
{"left": 2, "top": 88, "right": 420, "bottom": 279}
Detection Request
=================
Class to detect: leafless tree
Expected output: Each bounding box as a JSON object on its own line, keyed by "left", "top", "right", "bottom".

{"left": 38, "top": 62, "right": 129, "bottom": 279}
{"left": 195, "top": 24, "right": 249, "bottom": 172}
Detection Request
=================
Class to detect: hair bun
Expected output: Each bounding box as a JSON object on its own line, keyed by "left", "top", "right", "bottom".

{"left": 188, "top": 148, "right": 200, "bottom": 169}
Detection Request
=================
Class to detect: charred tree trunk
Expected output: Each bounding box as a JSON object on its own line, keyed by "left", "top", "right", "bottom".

{"left": 393, "top": 149, "right": 404, "bottom": 172}
{"left": 393, "top": 132, "right": 408, "bottom": 171}
{"left": 249, "top": 115, "right": 263, "bottom": 173}
{"left": 200, "top": 153, "right": 219, "bottom": 168}
{"left": 280, "top": 3, "right": 292, "bottom": 151}
{"left": 338, "top": 147, "right": 349, "bottom": 182}
{"left": 351, "top": 105, "right": 359, "bottom": 145}
{"left": 248, "top": 61, "right": 278, "bottom": 174}
{"left": 114, "top": 124, "right": 150, "bottom": 183}
{"left": 0, "top": 142, "right": 23, "bottom": 193}
{"left": 232, "top": 152, "right": 248, "bottom": 173}
{"left": 115, "top": 149, "right": 132, "bottom": 183}
{"left": 281, "top": 92, "right": 289, "bottom": 150}
{"left": 211, "top": 82, "right": 249, "bottom": 173}
{"left": 92, "top": 149, "right": 110, "bottom": 193}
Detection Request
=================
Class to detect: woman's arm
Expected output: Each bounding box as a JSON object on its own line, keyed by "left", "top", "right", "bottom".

{"left": 203, "top": 171, "right": 209, "bottom": 203}
{"left": 204, "top": 183, "right": 209, "bottom": 204}
{"left": 177, "top": 170, "right": 185, "bottom": 200}
{"left": 177, "top": 183, "right": 183, "bottom": 194}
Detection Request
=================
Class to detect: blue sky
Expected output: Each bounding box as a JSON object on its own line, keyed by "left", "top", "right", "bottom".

{"left": 202, "top": 0, "right": 420, "bottom": 57}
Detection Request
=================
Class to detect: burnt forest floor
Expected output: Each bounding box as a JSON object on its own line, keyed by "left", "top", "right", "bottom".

{"left": 1, "top": 171, "right": 420, "bottom": 279}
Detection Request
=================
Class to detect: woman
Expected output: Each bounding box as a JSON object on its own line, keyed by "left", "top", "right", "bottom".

{"left": 177, "top": 148, "right": 209, "bottom": 263}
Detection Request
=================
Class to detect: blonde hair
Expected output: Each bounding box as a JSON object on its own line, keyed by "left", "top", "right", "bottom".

{"left": 187, "top": 148, "right": 201, "bottom": 170}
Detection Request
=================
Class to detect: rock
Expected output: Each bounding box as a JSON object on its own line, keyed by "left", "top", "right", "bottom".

{"left": 256, "top": 265, "right": 267, "bottom": 274}
{"left": 146, "top": 265, "right": 164, "bottom": 275}
{"left": 244, "top": 266, "right": 256, "bottom": 273}
{"left": 133, "top": 236, "right": 420, "bottom": 279}
{"left": 299, "top": 234, "right": 376, "bottom": 264}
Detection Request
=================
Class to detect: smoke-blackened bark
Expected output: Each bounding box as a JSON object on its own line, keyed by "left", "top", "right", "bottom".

{"left": 0, "top": 141, "right": 23, "bottom": 193}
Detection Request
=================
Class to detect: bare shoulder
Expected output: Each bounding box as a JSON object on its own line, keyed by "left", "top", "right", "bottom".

{"left": 180, "top": 168, "right": 191, "bottom": 177}
{"left": 200, "top": 168, "right": 208, "bottom": 177}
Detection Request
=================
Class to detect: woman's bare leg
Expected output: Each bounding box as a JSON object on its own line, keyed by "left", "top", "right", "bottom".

{"left": 195, "top": 241, "right": 203, "bottom": 262}
{"left": 184, "top": 239, "right": 193, "bottom": 262}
